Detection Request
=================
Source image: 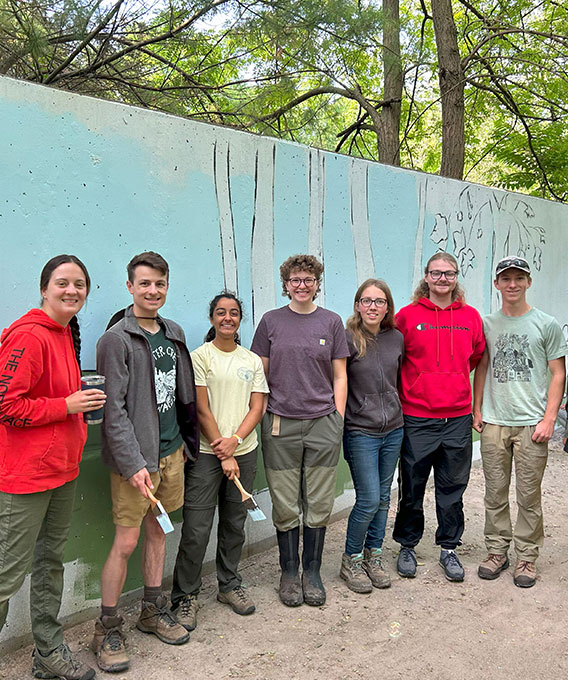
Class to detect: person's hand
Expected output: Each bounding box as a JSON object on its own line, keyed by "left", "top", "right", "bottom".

{"left": 127, "top": 468, "right": 154, "bottom": 498}
{"left": 65, "top": 388, "right": 106, "bottom": 415}
{"left": 472, "top": 410, "right": 484, "bottom": 433}
{"left": 211, "top": 436, "right": 239, "bottom": 460}
{"left": 532, "top": 419, "right": 554, "bottom": 443}
{"left": 221, "top": 456, "right": 240, "bottom": 481}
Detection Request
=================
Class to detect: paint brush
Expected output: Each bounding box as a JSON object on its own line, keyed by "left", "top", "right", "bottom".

{"left": 233, "top": 477, "right": 266, "bottom": 521}
{"left": 146, "top": 486, "right": 175, "bottom": 534}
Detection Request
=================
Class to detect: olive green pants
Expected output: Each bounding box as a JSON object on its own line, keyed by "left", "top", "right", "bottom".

{"left": 0, "top": 479, "right": 76, "bottom": 652}
{"left": 481, "top": 424, "right": 548, "bottom": 561}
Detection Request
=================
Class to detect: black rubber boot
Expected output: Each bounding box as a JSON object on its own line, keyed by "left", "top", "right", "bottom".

{"left": 302, "top": 526, "right": 327, "bottom": 606}
{"left": 276, "top": 527, "right": 303, "bottom": 607}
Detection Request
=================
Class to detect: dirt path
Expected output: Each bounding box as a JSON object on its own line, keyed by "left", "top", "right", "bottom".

{"left": 2, "top": 438, "right": 568, "bottom": 680}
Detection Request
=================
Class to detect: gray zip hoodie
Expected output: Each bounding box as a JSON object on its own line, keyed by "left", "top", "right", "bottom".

{"left": 344, "top": 327, "right": 404, "bottom": 434}
{"left": 96, "top": 306, "right": 199, "bottom": 479}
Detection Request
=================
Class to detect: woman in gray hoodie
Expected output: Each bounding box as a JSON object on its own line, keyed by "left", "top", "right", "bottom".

{"left": 339, "top": 278, "right": 404, "bottom": 594}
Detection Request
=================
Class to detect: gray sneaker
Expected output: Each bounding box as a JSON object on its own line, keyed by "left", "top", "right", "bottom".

{"left": 397, "top": 547, "right": 417, "bottom": 578}
{"left": 440, "top": 549, "right": 465, "bottom": 582}
{"left": 217, "top": 586, "right": 255, "bottom": 615}
{"left": 32, "top": 643, "right": 95, "bottom": 680}
{"left": 174, "top": 594, "right": 199, "bottom": 631}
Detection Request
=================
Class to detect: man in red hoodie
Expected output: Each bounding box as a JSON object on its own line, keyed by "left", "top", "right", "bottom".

{"left": 393, "top": 253, "right": 485, "bottom": 581}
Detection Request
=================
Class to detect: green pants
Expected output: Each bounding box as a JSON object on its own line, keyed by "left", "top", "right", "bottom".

{"left": 261, "top": 411, "right": 343, "bottom": 531}
{"left": 0, "top": 479, "right": 76, "bottom": 653}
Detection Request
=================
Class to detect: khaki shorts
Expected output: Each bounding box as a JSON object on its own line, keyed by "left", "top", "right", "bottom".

{"left": 110, "top": 445, "right": 185, "bottom": 527}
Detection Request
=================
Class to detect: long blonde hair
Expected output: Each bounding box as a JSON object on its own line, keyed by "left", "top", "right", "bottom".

{"left": 411, "top": 252, "right": 465, "bottom": 303}
{"left": 346, "top": 278, "right": 396, "bottom": 358}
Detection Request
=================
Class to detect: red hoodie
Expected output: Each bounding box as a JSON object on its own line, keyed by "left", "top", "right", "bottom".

{"left": 396, "top": 297, "right": 485, "bottom": 418}
{"left": 0, "top": 309, "right": 87, "bottom": 493}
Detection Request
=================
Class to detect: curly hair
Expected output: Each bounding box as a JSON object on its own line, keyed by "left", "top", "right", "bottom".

{"left": 346, "top": 278, "right": 396, "bottom": 358}
{"left": 279, "top": 254, "right": 324, "bottom": 299}
{"left": 411, "top": 252, "right": 465, "bottom": 304}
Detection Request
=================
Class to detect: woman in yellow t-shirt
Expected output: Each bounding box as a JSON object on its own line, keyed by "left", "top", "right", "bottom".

{"left": 171, "top": 291, "right": 269, "bottom": 630}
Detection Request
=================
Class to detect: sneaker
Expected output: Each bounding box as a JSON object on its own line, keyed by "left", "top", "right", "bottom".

{"left": 397, "top": 547, "right": 417, "bottom": 578}
{"left": 478, "top": 553, "right": 509, "bottom": 580}
{"left": 32, "top": 643, "right": 95, "bottom": 680}
{"left": 217, "top": 586, "right": 255, "bottom": 615}
{"left": 439, "top": 549, "right": 465, "bottom": 582}
{"left": 174, "top": 594, "right": 199, "bottom": 631}
{"left": 363, "top": 547, "right": 391, "bottom": 589}
{"left": 513, "top": 560, "right": 536, "bottom": 588}
{"left": 339, "top": 553, "right": 373, "bottom": 594}
{"left": 91, "top": 615, "right": 129, "bottom": 673}
{"left": 136, "top": 595, "right": 190, "bottom": 645}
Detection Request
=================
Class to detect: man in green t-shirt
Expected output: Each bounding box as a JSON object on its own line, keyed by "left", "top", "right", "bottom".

{"left": 473, "top": 256, "right": 566, "bottom": 588}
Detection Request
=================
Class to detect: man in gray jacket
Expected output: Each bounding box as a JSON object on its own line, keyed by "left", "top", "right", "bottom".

{"left": 91, "top": 252, "right": 199, "bottom": 673}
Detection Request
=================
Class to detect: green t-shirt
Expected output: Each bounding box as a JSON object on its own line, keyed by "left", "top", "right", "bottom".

{"left": 482, "top": 308, "right": 567, "bottom": 426}
{"left": 143, "top": 327, "right": 183, "bottom": 458}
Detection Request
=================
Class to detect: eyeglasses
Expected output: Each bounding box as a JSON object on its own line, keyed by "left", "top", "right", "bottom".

{"left": 358, "top": 297, "right": 387, "bottom": 308}
{"left": 287, "top": 277, "right": 317, "bottom": 287}
{"left": 427, "top": 270, "right": 458, "bottom": 281}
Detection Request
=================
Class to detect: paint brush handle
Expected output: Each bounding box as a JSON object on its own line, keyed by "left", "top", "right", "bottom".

{"left": 145, "top": 485, "right": 159, "bottom": 505}
{"left": 233, "top": 476, "right": 252, "bottom": 502}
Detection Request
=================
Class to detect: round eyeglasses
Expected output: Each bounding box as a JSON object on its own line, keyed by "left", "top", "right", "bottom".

{"left": 427, "top": 270, "right": 458, "bottom": 281}
{"left": 358, "top": 297, "right": 387, "bottom": 308}
{"left": 287, "top": 277, "right": 317, "bottom": 287}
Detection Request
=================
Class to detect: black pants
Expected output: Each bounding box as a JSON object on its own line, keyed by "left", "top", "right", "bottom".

{"left": 392, "top": 414, "right": 472, "bottom": 550}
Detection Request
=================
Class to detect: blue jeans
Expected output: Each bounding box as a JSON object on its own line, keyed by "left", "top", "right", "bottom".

{"left": 343, "top": 428, "right": 403, "bottom": 555}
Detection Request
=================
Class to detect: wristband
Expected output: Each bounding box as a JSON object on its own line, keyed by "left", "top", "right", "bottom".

{"left": 232, "top": 434, "right": 243, "bottom": 445}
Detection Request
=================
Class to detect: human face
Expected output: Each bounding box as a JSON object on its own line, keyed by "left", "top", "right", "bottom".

{"left": 425, "top": 259, "right": 458, "bottom": 301}
{"left": 126, "top": 265, "right": 168, "bottom": 317}
{"left": 211, "top": 297, "right": 241, "bottom": 341}
{"left": 41, "top": 263, "right": 88, "bottom": 325}
{"left": 285, "top": 269, "right": 318, "bottom": 305}
{"left": 494, "top": 269, "right": 531, "bottom": 305}
{"left": 355, "top": 284, "right": 388, "bottom": 333}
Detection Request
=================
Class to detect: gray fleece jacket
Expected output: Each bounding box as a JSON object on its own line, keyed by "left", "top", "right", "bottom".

{"left": 96, "top": 306, "right": 199, "bottom": 479}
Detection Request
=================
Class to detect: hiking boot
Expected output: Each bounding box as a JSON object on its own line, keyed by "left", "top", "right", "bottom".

{"left": 91, "top": 615, "right": 129, "bottom": 673}
{"left": 478, "top": 553, "right": 509, "bottom": 580}
{"left": 513, "top": 560, "right": 536, "bottom": 588}
{"left": 339, "top": 553, "right": 373, "bottom": 594}
{"left": 136, "top": 595, "right": 190, "bottom": 645}
{"left": 439, "top": 549, "right": 465, "bottom": 582}
{"left": 363, "top": 547, "right": 391, "bottom": 589}
{"left": 217, "top": 586, "right": 255, "bottom": 615}
{"left": 174, "top": 594, "right": 199, "bottom": 631}
{"left": 277, "top": 527, "right": 303, "bottom": 607}
{"left": 32, "top": 643, "right": 95, "bottom": 680}
{"left": 302, "top": 526, "right": 327, "bottom": 606}
{"left": 397, "top": 547, "right": 417, "bottom": 578}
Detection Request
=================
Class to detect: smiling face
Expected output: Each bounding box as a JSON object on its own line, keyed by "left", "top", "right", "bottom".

{"left": 284, "top": 269, "right": 319, "bottom": 306}
{"left": 126, "top": 265, "right": 168, "bottom": 317}
{"left": 425, "top": 258, "right": 458, "bottom": 302}
{"left": 494, "top": 268, "right": 531, "bottom": 305}
{"left": 41, "top": 262, "right": 89, "bottom": 325}
{"left": 355, "top": 284, "right": 389, "bottom": 333}
{"left": 211, "top": 297, "right": 242, "bottom": 341}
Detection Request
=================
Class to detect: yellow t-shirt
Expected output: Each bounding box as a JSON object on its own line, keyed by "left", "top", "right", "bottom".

{"left": 191, "top": 342, "right": 269, "bottom": 455}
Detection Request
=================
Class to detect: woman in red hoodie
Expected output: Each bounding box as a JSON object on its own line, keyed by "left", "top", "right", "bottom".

{"left": 392, "top": 252, "right": 485, "bottom": 583}
{"left": 0, "top": 255, "right": 105, "bottom": 680}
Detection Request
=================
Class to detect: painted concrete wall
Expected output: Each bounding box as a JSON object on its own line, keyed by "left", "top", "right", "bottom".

{"left": 1, "top": 75, "right": 566, "bottom": 645}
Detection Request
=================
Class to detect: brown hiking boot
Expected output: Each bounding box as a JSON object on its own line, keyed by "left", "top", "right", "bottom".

{"left": 363, "top": 547, "right": 391, "bottom": 589}
{"left": 513, "top": 560, "right": 536, "bottom": 588}
{"left": 217, "top": 586, "right": 255, "bottom": 615}
{"left": 32, "top": 644, "right": 95, "bottom": 680}
{"left": 136, "top": 595, "right": 190, "bottom": 644}
{"left": 174, "top": 594, "right": 199, "bottom": 631}
{"left": 478, "top": 553, "right": 509, "bottom": 580}
{"left": 340, "top": 553, "right": 372, "bottom": 594}
{"left": 91, "top": 615, "right": 129, "bottom": 673}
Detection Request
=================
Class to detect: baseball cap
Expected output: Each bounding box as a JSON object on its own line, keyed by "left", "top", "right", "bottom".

{"left": 495, "top": 256, "right": 531, "bottom": 277}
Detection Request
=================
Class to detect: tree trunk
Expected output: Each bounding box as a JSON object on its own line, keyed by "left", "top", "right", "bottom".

{"left": 378, "top": 0, "right": 402, "bottom": 165}
{"left": 431, "top": 0, "right": 464, "bottom": 179}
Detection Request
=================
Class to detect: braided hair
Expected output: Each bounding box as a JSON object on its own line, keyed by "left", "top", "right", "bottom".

{"left": 40, "top": 255, "right": 91, "bottom": 368}
{"left": 205, "top": 291, "right": 243, "bottom": 344}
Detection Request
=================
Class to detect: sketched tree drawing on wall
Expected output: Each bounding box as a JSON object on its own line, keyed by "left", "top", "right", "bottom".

{"left": 213, "top": 139, "right": 238, "bottom": 294}
{"left": 308, "top": 148, "right": 326, "bottom": 305}
{"left": 349, "top": 159, "right": 376, "bottom": 284}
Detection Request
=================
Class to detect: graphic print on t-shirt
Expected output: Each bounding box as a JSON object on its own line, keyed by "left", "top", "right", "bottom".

{"left": 492, "top": 333, "right": 533, "bottom": 383}
{"left": 150, "top": 342, "right": 177, "bottom": 413}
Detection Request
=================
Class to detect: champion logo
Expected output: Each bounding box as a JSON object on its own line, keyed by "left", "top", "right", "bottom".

{"left": 416, "top": 322, "right": 471, "bottom": 331}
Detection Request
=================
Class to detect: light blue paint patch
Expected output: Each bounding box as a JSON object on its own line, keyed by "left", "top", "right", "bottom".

{"left": 322, "top": 154, "right": 357, "bottom": 320}
{"left": 368, "top": 165, "right": 420, "bottom": 306}
{"left": 273, "top": 144, "right": 310, "bottom": 275}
